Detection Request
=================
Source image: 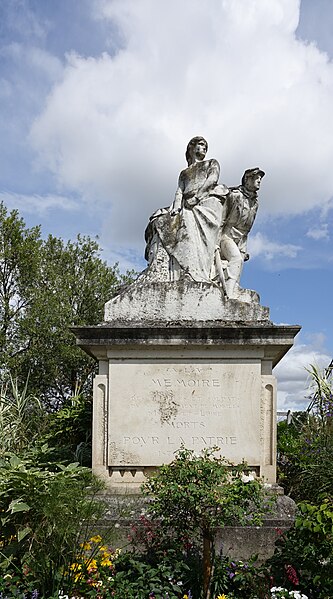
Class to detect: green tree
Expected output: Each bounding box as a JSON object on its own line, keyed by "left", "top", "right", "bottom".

{"left": 0, "top": 202, "right": 131, "bottom": 409}
{"left": 0, "top": 202, "right": 42, "bottom": 372}
{"left": 142, "top": 446, "right": 268, "bottom": 599}
{"left": 19, "top": 233, "right": 123, "bottom": 407}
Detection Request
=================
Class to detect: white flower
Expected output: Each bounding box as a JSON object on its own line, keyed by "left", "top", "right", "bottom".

{"left": 241, "top": 473, "right": 255, "bottom": 483}
{"left": 270, "top": 589, "right": 308, "bottom": 599}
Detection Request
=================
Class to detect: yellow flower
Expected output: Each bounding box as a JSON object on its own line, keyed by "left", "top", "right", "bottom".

{"left": 87, "top": 558, "right": 98, "bottom": 571}
{"left": 99, "top": 545, "right": 108, "bottom": 552}
{"left": 216, "top": 595, "right": 228, "bottom": 599}
{"left": 101, "top": 557, "right": 113, "bottom": 567}
{"left": 90, "top": 534, "right": 102, "bottom": 543}
{"left": 80, "top": 541, "right": 92, "bottom": 551}
{"left": 70, "top": 563, "right": 82, "bottom": 571}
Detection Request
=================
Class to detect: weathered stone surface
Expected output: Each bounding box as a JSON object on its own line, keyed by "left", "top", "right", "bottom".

{"left": 107, "top": 360, "right": 262, "bottom": 466}
{"left": 144, "top": 136, "right": 265, "bottom": 300}
{"left": 217, "top": 494, "right": 297, "bottom": 562}
{"left": 72, "top": 321, "right": 301, "bottom": 492}
{"left": 87, "top": 491, "right": 296, "bottom": 564}
{"left": 104, "top": 279, "right": 269, "bottom": 323}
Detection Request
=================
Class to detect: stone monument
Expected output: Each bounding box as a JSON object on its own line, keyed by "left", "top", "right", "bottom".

{"left": 72, "top": 136, "right": 300, "bottom": 497}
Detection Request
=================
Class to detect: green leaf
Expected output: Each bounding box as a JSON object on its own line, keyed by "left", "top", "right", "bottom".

{"left": 9, "top": 455, "right": 21, "bottom": 468}
{"left": 66, "top": 462, "right": 80, "bottom": 470}
{"left": 18, "top": 527, "right": 31, "bottom": 542}
{"left": 9, "top": 499, "right": 30, "bottom": 513}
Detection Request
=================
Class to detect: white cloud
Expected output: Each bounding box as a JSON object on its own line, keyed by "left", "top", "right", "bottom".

{"left": 29, "top": 0, "right": 333, "bottom": 254}
{"left": 0, "top": 192, "right": 79, "bottom": 215}
{"left": 306, "top": 223, "right": 329, "bottom": 240}
{"left": 274, "top": 338, "right": 331, "bottom": 411}
{"left": 248, "top": 232, "right": 301, "bottom": 260}
{"left": 0, "top": 42, "right": 63, "bottom": 84}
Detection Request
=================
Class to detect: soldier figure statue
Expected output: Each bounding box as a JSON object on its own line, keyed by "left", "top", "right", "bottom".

{"left": 216, "top": 167, "right": 265, "bottom": 299}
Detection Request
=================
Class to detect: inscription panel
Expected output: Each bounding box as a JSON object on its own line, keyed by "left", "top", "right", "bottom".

{"left": 107, "top": 361, "right": 261, "bottom": 466}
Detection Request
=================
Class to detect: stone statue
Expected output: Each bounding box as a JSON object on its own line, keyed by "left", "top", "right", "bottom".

{"left": 145, "top": 136, "right": 228, "bottom": 282}
{"left": 215, "top": 167, "right": 265, "bottom": 298}
{"left": 105, "top": 138, "right": 268, "bottom": 322}
{"left": 144, "top": 137, "right": 264, "bottom": 300}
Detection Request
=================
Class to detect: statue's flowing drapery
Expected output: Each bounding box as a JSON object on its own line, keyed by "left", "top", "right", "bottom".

{"left": 154, "top": 194, "right": 224, "bottom": 282}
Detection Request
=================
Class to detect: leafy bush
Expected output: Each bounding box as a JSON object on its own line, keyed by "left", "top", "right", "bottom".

{"left": 277, "top": 365, "right": 333, "bottom": 502}
{"left": 0, "top": 453, "right": 105, "bottom": 597}
{"left": 142, "top": 446, "right": 270, "bottom": 599}
{"left": 268, "top": 497, "right": 333, "bottom": 598}
{"left": 69, "top": 544, "right": 188, "bottom": 599}
{"left": 211, "top": 554, "right": 270, "bottom": 598}
{"left": 39, "top": 391, "right": 93, "bottom": 466}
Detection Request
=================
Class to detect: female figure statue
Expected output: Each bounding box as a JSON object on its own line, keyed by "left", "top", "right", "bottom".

{"left": 145, "top": 136, "right": 228, "bottom": 282}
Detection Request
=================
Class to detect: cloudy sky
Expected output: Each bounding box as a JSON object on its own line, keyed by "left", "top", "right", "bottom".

{"left": 1, "top": 0, "right": 332, "bottom": 410}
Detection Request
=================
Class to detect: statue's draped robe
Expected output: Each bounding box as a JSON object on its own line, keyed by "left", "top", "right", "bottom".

{"left": 152, "top": 159, "right": 228, "bottom": 282}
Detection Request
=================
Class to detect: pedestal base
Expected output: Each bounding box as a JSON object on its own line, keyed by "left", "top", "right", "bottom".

{"left": 72, "top": 321, "right": 300, "bottom": 492}
{"left": 91, "top": 487, "right": 296, "bottom": 564}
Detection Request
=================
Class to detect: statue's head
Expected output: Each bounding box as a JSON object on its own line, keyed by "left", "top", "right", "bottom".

{"left": 185, "top": 136, "right": 208, "bottom": 166}
{"left": 241, "top": 167, "right": 265, "bottom": 192}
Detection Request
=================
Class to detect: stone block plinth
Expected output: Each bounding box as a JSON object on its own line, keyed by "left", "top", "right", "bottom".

{"left": 72, "top": 321, "right": 300, "bottom": 493}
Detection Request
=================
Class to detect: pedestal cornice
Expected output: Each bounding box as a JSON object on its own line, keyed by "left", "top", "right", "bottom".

{"left": 72, "top": 322, "right": 301, "bottom": 368}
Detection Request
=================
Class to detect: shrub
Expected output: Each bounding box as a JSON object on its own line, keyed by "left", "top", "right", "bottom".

{"left": 277, "top": 365, "right": 333, "bottom": 502}
{"left": 69, "top": 544, "right": 188, "bottom": 599}
{"left": 0, "top": 453, "right": 105, "bottom": 597}
{"left": 268, "top": 497, "right": 333, "bottom": 598}
{"left": 142, "top": 446, "right": 270, "bottom": 599}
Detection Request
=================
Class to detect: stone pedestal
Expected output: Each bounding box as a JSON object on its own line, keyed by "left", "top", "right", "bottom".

{"left": 88, "top": 488, "right": 297, "bottom": 564}
{"left": 72, "top": 317, "right": 300, "bottom": 494}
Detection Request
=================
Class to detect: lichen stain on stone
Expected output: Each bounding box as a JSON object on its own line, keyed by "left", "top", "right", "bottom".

{"left": 151, "top": 390, "right": 179, "bottom": 425}
{"left": 108, "top": 444, "right": 141, "bottom": 466}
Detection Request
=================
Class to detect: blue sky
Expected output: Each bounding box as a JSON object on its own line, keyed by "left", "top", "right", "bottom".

{"left": 1, "top": 0, "right": 333, "bottom": 410}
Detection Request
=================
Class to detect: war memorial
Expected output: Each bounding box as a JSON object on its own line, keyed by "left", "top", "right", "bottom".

{"left": 73, "top": 137, "right": 299, "bottom": 557}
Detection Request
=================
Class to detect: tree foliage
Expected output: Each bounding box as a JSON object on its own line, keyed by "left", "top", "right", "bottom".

{"left": 0, "top": 201, "right": 131, "bottom": 408}
{"left": 143, "top": 446, "right": 269, "bottom": 599}
{"left": 0, "top": 203, "right": 42, "bottom": 369}
{"left": 277, "top": 364, "right": 333, "bottom": 501}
